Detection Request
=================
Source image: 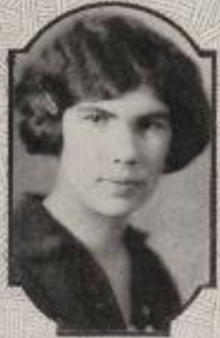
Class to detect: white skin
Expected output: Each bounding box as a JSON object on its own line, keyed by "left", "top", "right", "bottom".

{"left": 44, "top": 85, "right": 171, "bottom": 324}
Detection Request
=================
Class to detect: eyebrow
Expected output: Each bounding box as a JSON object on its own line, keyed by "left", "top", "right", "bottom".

{"left": 77, "top": 105, "right": 116, "bottom": 117}
{"left": 76, "top": 104, "right": 169, "bottom": 119}
{"left": 137, "top": 112, "right": 170, "bottom": 120}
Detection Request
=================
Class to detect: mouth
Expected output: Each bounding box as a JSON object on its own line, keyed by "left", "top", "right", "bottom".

{"left": 107, "top": 179, "right": 143, "bottom": 186}
{"left": 97, "top": 177, "right": 147, "bottom": 200}
{"left": 100, "top": 178, "right": 145, "bottom": 189}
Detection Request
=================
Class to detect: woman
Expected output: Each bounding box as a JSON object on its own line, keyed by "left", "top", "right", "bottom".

{"left": 10, "top": 10, "right": 210, "bottom": 334}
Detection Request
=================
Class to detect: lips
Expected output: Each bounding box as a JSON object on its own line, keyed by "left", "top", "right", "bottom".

{"left": 107, "top": 179, "right": 143, "bottom": 186}
{"left": 99, "top": 177, "right": 145, "bottom": 190}
{"left": 99, "top": 174, "right": 143, "bottom": 182}
{"left": 96, "top": 177, "right": 146, "bottom": 200}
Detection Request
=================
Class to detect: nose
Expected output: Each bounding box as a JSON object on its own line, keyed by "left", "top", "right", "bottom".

{"left": 112, "top": 124, "right": 140, "bottom": 166}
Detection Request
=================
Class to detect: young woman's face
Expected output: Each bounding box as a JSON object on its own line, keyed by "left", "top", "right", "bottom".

{"left": 60, "top": 86, "right": 171, "bottom": 217}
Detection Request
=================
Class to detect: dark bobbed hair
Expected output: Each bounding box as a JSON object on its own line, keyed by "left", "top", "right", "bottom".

{"left": 14, "top": 13, "right": 210, "bottom": 173}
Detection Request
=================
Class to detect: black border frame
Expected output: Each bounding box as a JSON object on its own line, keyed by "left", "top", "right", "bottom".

{"left": 8, "top": 2, "right": 217, "bottom": 337}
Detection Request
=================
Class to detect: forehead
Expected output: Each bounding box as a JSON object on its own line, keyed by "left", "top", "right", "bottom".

{"left": 75, "top": 86, "right": 169, "bottom": 119}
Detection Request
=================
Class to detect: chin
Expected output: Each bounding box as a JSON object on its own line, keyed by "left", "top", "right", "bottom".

{"left": 92, "top": 198, "right": 145, "bottom": 218}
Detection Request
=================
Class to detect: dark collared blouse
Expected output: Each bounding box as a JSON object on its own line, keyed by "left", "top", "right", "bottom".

{"left": 10, "top": 194, "right": 181, "bottom": 335}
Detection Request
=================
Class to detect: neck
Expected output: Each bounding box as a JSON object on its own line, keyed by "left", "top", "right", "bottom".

{"left": 43, "top": 170, "right": 128, "bottom": 257}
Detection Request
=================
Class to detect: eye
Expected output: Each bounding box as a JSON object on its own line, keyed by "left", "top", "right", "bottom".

{"left": 137, "top": 115, "right": 170, "bottom": 132}
{"left": 83, "top": 109, "right": 112, "bottom": 124}
{"left": 85, "top": 112, "right": 106, "bottom": 123}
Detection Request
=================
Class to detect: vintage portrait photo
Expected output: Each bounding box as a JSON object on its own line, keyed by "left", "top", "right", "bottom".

{"left": 3, "top": 1, "right": 217, "bottom": 337}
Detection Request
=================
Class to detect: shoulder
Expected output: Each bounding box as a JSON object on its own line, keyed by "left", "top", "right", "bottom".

{"left": 12, "top": 194, "right": 64, "bottom": 259}
{"left": 10, "top": 194, "right": 84, "bottom": 322}
{"left": 10, "top": 194, "right": 74, "bottom": 285}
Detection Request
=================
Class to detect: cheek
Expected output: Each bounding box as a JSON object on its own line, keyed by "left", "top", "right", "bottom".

{"left": 62, "top": 132, "right": 103, "bottom": 184}
{"left": 143, "top": 131, "right": 171, "bottom": 170}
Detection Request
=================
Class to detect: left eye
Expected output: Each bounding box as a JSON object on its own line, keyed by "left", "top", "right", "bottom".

{"left": 138, "top": 117, "right": 170, "bottom": 131}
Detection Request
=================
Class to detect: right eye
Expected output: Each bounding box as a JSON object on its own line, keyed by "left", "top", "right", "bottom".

{"left": 84, "top": 112, "right": 108, "bottom": 123}
{"left": 83, "top": 109, "right": 113, "bottom": 125}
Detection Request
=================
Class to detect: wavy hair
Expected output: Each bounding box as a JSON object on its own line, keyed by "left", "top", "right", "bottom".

{"left": 14, "top": 13, "right": 210, "bottom": 172}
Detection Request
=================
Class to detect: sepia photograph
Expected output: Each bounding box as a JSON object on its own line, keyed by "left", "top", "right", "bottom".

{"left": 7, "top": 2, "right": 216, "bottom": 336}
